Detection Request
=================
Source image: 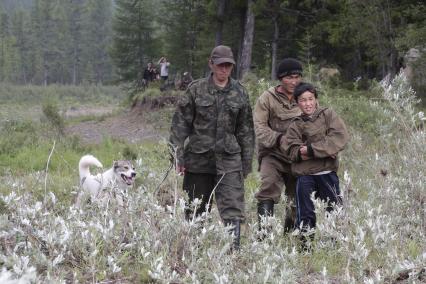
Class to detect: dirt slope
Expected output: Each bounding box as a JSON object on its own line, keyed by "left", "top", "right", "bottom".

{"left": 65, "top": 107, "right": 162, "bottom": 144}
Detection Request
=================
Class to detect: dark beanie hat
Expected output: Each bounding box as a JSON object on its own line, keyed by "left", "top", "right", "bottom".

{"left": 277, "top": 58, "right": 303, "bottom": 79}
{"left": 293, "top": 82, "right": 317, "bottom": 102}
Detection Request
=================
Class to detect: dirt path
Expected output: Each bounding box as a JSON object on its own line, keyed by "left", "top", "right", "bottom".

{"left": 65, "top": 106, "right": 163, "bottom": 144}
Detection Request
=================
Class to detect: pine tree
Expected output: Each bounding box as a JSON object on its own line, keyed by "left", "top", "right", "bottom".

{"left": 159, "top": 0, "right": 210, "bottom": 77}
{"left": 111, "top": 0, "right": 157, "bottom": 92}
{"left": 83, "top": 0, "right": 114, "bottom": 84}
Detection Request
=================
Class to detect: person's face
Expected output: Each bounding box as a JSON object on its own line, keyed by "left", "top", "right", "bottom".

{"left": 297, "top": 91, "right": 317, "bottom": 115}
{"left": 147, "top": 63, "right": 152, "bottom": 68}
{"left": 280, "top": 74, "right": 302, "bottom": 95}
{"left": 210, "top": 61, "right": 233, "bottom": 84}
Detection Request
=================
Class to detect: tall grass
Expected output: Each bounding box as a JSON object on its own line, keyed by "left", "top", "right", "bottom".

{"left": 0, "top": 74, "right": 425, "bottom": 282}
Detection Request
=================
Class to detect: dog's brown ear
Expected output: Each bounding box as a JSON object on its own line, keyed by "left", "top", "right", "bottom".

{"left": 113, "top": 161, "right": 119, "bottom": 169}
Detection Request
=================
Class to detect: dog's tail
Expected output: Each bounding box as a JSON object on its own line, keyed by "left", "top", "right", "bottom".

{"left": 79, "top": 155, "right": 103, "bottom": 180}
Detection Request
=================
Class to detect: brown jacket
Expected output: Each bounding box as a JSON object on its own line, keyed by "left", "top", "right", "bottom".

{"left": 254, "top": 86, "right": 301, "bottom": 164}
{"left": 281, "top": 107, "right": 349, "bottom": 176}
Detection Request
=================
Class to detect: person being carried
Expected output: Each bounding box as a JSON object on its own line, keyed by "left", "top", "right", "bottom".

{"left": 281, "top": 82, "right": 349, "bottom": 245}
{"left": 169, "top": 45, "right": 255, "bottom": 251}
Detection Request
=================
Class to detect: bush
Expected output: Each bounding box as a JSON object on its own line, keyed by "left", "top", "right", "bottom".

{"left": 42, "top": 100, "right": 65, "bottom": 136}
{"left": 411, "top": 54, "right": 426, "bottom": 105}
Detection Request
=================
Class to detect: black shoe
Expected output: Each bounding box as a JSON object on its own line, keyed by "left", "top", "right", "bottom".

{"left": 224, "top": 219, "right": 241, "bottom": 251}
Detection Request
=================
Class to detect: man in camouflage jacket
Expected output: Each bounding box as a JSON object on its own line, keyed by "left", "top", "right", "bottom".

{"left": 253, "top": 58, "right": 303, "bottom": 237}
{"left": 169, "top": 45, "right": 254, "bottom": 250}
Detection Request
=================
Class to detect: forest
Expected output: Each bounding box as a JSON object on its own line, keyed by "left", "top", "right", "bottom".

{"left": 0, "top": 0, "right": 425, "bottom": 97}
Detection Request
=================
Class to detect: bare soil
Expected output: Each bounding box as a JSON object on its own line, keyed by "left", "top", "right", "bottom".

{"left": 65, "top": 104, "right": 167, "bottom": 144}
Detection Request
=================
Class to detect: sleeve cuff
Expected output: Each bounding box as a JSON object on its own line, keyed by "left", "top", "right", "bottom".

{"left": 276, "top": 134, "right": 284, "bottom": 148}
{"left": 307, "top": 144, "right": 314, "bottom": 157}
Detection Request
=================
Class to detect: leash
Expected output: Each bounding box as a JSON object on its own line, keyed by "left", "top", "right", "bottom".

{"left": 154, "top": 163, "right": 173, "bottom": 194}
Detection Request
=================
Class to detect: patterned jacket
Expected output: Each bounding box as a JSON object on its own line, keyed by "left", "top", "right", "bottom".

{"left": 281, "top": 107, "right": 349, "bottom": 176}
{"left": 169, "top": 75, "right": 254, "bottom": 176}
{"left": 254, "top": 86, "right": 302, "bottom": 165}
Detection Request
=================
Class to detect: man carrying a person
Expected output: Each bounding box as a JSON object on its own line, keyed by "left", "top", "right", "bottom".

{"left": 253, "top": 58, "right": 303, "bottom": 237}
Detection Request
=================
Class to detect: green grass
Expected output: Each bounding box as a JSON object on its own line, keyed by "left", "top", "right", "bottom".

{"left": 0, "top": 78, "right": 425, "bottom": 283}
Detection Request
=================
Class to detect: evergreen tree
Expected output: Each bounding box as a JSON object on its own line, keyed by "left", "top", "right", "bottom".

{"left": 159, "top": 0, "right": 210, "bottom": 77}
{"left": 11, "top": 9, "right": 31, "bottom": 83}
{"left": 0, "top": 10, "right": 9, "bottom": 82}
{"left": 83, "top": 0, "right": 114, "bottom": 84}
{"left": 111, "top": 0, "right": 157, "bottom": 91}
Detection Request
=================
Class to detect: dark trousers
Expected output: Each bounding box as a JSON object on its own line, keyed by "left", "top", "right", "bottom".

{"left": 183, "top": 171, "right": 245, "bottom": 221}
{"left": 296, "top": 172, "right": 342, "bottom": 230}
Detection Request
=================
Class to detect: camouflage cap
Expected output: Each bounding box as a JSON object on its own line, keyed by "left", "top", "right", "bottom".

{"left": 210, "top": 45, "right": 236, "bottom": 65}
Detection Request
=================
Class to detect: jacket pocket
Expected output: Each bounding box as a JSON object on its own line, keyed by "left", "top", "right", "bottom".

{"left": 225, "top": 99, "right": 241, "bottom": 131}
{"left": 194, "top": 96, "right": 215, "bottom": 129}
{"left": 224, "top": 134, "right": 241, "bottom": 154}
{"left": 187, "top": 135, "right": 213, "bottom": 153}
{"left": 270, "top": 116, "right": 293, "bottom": 133}
{"left": 305, "top": 125, "right": 327, "bottom": 144}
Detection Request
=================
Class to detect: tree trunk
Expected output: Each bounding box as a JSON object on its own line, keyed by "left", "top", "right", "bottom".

{"left": 238, "top": 0, "right": 255, "bottom": 79}
{"left": 271, "top": 15, "right": 279, "bottom": 80}
{"left": 215, "top": 0, "right": 226, "bottom": 46}
{"left": 235, "top": 6, "right": 246, "bottom": 78}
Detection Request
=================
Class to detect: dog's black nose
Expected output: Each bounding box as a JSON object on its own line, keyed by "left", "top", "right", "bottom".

{"left": 131, "top": 172, "right": 136, "bottom": 177}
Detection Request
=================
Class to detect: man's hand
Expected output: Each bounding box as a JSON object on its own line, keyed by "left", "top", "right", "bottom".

{"left": 176, "top": 165, "right": 186, "bottom": 176}
{"left": 300, "top": 145, "right": 308, "bottom": 155}
{"left": 299, "top": 145, "right": 310, "bottom": 160}
{"left": 300, "top": 153, "right": 310, "bottom": 160}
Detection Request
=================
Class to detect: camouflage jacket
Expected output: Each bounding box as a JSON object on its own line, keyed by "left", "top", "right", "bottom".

{"left": 280, "top": 107, "right": 349, "bottom": 176}
{"left": 169, "top": 75, "right": 255, "bottom": 175}
{"left": 254, "top": 86, "right": 301, "bottom": 165}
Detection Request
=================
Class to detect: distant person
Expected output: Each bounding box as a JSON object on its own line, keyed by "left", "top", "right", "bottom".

{"left": 281, "top": 82, "right": 349, "bottom": 247}
{"left": 169, "top": 45, "right": 255, "bottom": 251}
{"left": 143, "top": 62, "right": 156, "bottom": 85}
{"left": 158, "top": 57, "right": 170, "bottom": 81}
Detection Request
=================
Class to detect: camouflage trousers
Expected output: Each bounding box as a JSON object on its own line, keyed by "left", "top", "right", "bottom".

{"left": 183, "top": 171, "right": 245, "bottom": 221}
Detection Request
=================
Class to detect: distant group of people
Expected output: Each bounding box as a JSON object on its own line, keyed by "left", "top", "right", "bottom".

{"left": 143, "top": 57, "right": 193, "bottom": 90}
{"left": 169, "top": 45, "right": 349, "bottom": 251}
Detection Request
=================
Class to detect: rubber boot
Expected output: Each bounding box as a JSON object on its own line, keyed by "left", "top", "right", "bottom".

{"left": 224, "top": 219, "right": 241, "bottom": 251}
{"left": 284, "top": 205, "right": 296, "bottom": 233}
{"left": 257, "top": 200, "right": 274, "bottom": 240}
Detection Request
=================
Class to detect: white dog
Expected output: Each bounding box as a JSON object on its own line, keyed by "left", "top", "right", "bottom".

{"left": 76, "top": 155, "right": 137, "bottom": 207}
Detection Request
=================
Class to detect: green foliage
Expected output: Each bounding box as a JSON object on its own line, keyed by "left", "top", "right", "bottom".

{"left": 0, "top": 83, "right": 126, "bottom": 105}
{"left": 42, "top": 100, "right": 65, "bottom": 136}
{"left": 411, "top": 54, "right": 426, "bottom": 105}
{"left": 0, "top": 75, "right": 425, "bottom": 282}
{"left": 241, "top": 73, "right": 272, "bottom": 107}
{"left": 0, "top": 120, "right": 38, "bottom": 157}
{"left": 0, "top": 0, "right": 114, "bottom": 85}
{"left": 110, "top": 0, "right": 159, "bottom": 93}
{"left": 132, "top": 87, "right": 163, "bottom": 102}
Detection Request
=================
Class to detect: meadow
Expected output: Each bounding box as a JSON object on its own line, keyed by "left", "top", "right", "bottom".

{"left": 0, "top": 75, "right": 425, "bottom": 283}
